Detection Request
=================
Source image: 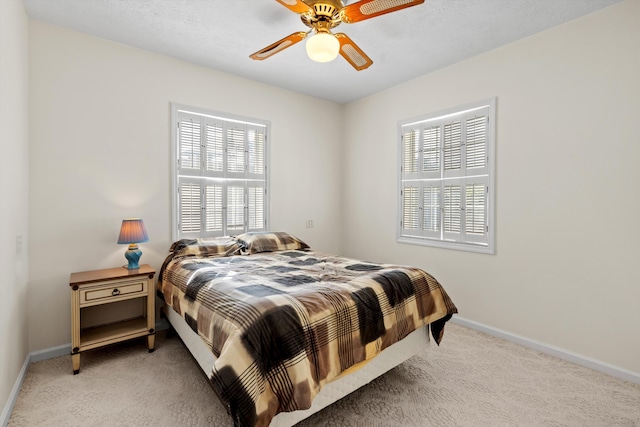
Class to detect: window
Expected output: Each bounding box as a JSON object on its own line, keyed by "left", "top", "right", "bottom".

{"left": 398, "top": 98, "right": 495, "bottom": 253}
{"left": 171, "top": 104, "right": 269, "bottom": 240}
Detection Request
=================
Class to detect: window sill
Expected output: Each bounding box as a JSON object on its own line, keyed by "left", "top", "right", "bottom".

{"left": 397, "top": 236, "right": 494, "bottom": 254}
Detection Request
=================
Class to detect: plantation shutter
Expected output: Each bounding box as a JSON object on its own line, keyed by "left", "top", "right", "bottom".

{"left": 401, "top": 123, "right": 443, "bottom": 239}
{"left": 178, "top": 178, "right": 202, "bottom": 235}
{"left": 247, "top": 182, "right": 266, "bottom": 231}
{"left": 226, "top": 184, "right": 245, "bottom": 233}
{"left": 465, "top": 109, "right": 489, "bottom": 175}
{"left": 399, "top": 100, "right": 492, "bottom": 249}
{"left": 178, "top": 115, "right": 203, "bottom": 178}
{"left": 401, "top": 184, "right": 421, "bottom": 237}
{"left": 401, "top": 126, "right": 419, "bottom": 236}
{"left": 461, "top": 107, "right": 489, "bottom": 245}
{"left": 247, "top": 126, "right": 266, "bottom": 179}
{"left": 204, "top": 183, "right": 224, "bottom": 235}
{"left": 422, "top": 185, "right": 441, "bottom": 239}
{"left": 443, "top": 120, "right": 463, "bottom": 178}
{"left": 204, "top": 118, "right": 224, "bottom": 178}
{"left": 422, "top": 125, "right": 441, "bottom": 179}
{"left": 402, "top": 129, "right": 420, "bottom": 179}
{"left": 175, "top": 108, "right": 268, "bottom": 238}
{"left": 226, "top": 125, "right": 246, "bottom": 177}
{"left": 443, "top": 184, "right": 462, "bottom": 240}
{"left": 464, "top": 178, "right": 488, "bottom": 244}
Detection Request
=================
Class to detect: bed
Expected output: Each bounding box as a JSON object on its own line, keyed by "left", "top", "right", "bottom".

{"left": 158, "top": 232, "right": 458, "bottom": 427}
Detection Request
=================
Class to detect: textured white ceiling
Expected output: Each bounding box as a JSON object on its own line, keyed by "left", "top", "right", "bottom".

{"left": 22, "top": 0, "right": 620, "bottom": 104}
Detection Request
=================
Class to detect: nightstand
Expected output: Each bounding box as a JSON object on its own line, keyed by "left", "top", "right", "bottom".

{"left": 69, "top": 264, "right": 156, "bottom": 374}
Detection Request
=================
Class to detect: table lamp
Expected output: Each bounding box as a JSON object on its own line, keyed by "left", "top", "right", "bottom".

{"left": 117, "top": 218, "right": 149, "bottom": 270}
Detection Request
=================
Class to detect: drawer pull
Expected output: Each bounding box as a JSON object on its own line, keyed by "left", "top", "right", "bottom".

{"left": 112, "top": 288, "right": 120, "bottom": 296}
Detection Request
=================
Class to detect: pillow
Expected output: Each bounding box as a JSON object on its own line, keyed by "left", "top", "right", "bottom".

{"left": 169, "top": 239, "right": 197, "bottom": 253}
{"left": 171, "top": 236, "right": 241, "bottom": 258}
{"left": 234, "top": 232, "right": 310, "bottom": 254}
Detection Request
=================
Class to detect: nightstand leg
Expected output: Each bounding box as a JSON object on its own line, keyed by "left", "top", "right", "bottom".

{"left": 147, "top": 334, "right": 155, "bottom": 353}
{"left": 72, "top": 353, "right": 80, "bottom": 374}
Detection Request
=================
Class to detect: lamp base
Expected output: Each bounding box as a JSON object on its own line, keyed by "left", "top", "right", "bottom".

{"left": 124, "top": 244, "right": 142, "bottom": 270}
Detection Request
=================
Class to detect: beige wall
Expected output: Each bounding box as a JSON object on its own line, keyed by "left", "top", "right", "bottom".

{"left": 342, "top": 0, "right": 640, "bottom": 373}
{"left": 27, "top": 21, "right": 343, "bottom": 351}
{"left": 0, "top": 0, "right": 30, "bottom": 413}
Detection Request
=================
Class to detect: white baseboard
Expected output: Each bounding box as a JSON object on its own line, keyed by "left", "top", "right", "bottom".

{"left": 30, "top": 343, "right": 71, "bottom": 363}
{"left": 1, "top": 320, "right": 168, "bottom": 426}
{"left": 1, "top": 353, "right": 30, "bottom": 427}
{"left": 1, "top": 343, "right": 72, "bottom": 427}
{"left": 450, "top": 316, "right": 640, "bottom": 385}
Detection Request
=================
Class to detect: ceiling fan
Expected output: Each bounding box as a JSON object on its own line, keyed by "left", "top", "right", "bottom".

{"left": 250, "top": 0, "right": 425, "bottom": 71}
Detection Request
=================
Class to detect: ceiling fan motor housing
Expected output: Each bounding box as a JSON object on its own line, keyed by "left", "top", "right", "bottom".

{"left": 301, "top": 1, "right": 344, "bottom": 31}
{"left": 302, "top": 0, "right": 344, "bottom": 15}
{"left": 312, "top": 3, "right": 339, "bottom": 17}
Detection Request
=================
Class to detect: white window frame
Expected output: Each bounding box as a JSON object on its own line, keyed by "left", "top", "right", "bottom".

{"left": 397, "top": 98, "right": 496, "bottom": 254}
{"left": 171, "top": 103, "right": 270, "bottom": 241}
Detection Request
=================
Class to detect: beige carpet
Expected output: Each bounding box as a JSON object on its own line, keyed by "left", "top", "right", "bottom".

{"left": 8, "top": 323, "right": 640, "bottom": 426}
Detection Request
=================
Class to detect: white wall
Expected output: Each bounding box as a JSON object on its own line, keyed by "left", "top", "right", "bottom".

{"left": 28, "top": 21, "right": 343, "bottom": 351}
{"left": 0, "top": 0, "right": 30, "bottom": 414}
{"left": 342, "top": 0, "right": 640, "bottom": 374}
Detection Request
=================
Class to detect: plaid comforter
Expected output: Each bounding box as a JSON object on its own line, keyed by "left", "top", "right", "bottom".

{"left": 159, "top": 249, "right": 457, "bottom": 427}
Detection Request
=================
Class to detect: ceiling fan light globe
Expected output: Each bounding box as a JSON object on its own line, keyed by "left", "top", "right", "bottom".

{"left": 306, "top": 33, "right": 340, "bottom": 63}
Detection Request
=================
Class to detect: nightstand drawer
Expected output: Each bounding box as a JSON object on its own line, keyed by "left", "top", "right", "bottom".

{"left": 80, "top": 280, "right": 147, "bottom": 305}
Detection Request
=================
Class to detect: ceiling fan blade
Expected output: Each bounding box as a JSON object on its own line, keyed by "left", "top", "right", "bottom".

{"left": 341, "top": 0, "right": 425, "bottom": 23}
{"left": 250, "top": 32, "right": 308, "bottom": 61}
{"left": 335, "top": 33, "right": 372, "bottom": 71}
{"left": 275, "top": 0, "right": 313, "bottom": 14}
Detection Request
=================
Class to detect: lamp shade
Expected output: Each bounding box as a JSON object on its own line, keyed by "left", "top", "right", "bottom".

{"left": 117, "top": 218, "right": 149, "bottom": 245}
{"left": 306, "top": 32, "right": 340, "bottom": 63}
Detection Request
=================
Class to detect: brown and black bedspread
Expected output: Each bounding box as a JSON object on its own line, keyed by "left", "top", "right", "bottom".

{"left": 159, "top": 244, "right": 457, "bottom": 427}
